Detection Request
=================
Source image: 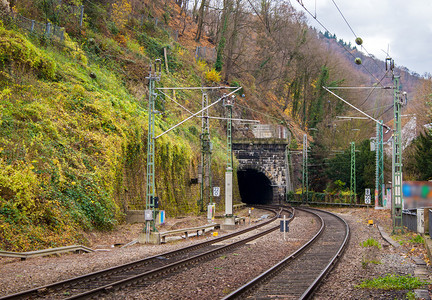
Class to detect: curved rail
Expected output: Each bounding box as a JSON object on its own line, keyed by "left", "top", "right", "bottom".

{"left": 1, "top": 206, "right": 294, "bottom": 300}
{"left": 299, "top": 208, "right": 350, "bottom": 299}
{"left": 223, "top": 207, "right": 349, "bottom": 300}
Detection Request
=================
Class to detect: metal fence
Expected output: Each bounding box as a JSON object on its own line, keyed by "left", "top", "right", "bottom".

{"left": 429, "top": 209, "right": 432, "bottom": 236}
{"left": 129, "top": 14, "right": 179, "bottom": 42}
{"left": 11, "top": 12, "right": 65, "bottom": 41}
{"left": 195, "top": 46, "right": 216, "bottom": 62}
{"left": 402, "top": 209, "right": 417, "bottom": 232}
{"left": 252, "top": 124, "right": 288, "bottom": 139}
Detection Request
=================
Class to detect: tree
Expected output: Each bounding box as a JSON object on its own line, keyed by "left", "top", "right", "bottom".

{"left": 412, "top": 130, "right": 432, "bottom": 180}
{"left": 223, "top": 0, "right": 242, "bottom": 81}
{"left": 308, "top": 139, "right": 329, "bottom": 192}
{"left": 214, "top": 0, "right": 232, "bottom": 72}
{"left": 355, "top": 139, "right": 375, "bottom": 198}
{"left": 326, "top": 148, "right": 350, "bottom": 191}
{"left": 195, "top": 0, "right": 206, "bottom": 41}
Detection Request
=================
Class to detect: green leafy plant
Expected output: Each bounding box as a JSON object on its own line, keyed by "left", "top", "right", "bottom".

{"left": 405, "top": 291, "right": 416, "bottom": 300}
{"left": 409, "top": 234, "right": 424, "bottom": 244}
{"left": 205, "top": 68, "right": 221, "bottom": 83}
{"left": 360, "top": 238, "right": 382, "bottom": 249}
{"left": 356, "top": 274, "right": 429, "bottom": 290}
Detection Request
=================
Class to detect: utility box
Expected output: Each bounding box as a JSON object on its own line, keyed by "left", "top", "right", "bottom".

{"left": 207, "top": 204, "right": 215, "bottom": 222}
{"left": 417, "top": 208, "right": 425, "bottom": 234}
{"left": 144, "top": 209, "right": 153, "bottom": 221}
{"left": 280, "top": 220, "right": 289, "bottom": 232}
{"left": 157, "top": 210, "right": 165, "bottom": 225}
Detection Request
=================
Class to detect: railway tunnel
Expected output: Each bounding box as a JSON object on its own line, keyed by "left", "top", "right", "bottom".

{"left": 237, "top": 168, "right": 274, "bottom": 205}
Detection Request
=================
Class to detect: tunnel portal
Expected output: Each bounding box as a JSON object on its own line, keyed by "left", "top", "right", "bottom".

{"left": 237, "top": 168, "right": 273, "bottom": 205}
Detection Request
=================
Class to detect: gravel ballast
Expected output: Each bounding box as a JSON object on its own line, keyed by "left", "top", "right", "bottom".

{"left": 1, "top": 207, "right": 431, "bottom": 299}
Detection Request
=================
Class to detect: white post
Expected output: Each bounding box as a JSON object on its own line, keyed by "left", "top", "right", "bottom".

{"left": 225, "top": 170, "right": 233, "bottom": 216}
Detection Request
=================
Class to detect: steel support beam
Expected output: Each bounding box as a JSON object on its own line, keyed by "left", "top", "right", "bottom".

{"left": 350, "top": 142, "right": 356, "bottom": 205}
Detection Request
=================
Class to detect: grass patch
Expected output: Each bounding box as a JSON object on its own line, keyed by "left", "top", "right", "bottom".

{"left": 393, "top": 232, "right": 425, "bottom": 246}
{"left": 356, "top": 274, "right": 428, "bottom": 290}
{"left": 409, "top": 234, "right": 424, "bottom": 244}
{"left": 405, "top": 291, "right": 416, "bottom": 300}
{"left": 360, "top": 238, "right": 382, "bottom": 249}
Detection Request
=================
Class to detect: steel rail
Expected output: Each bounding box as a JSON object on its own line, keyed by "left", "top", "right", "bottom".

{"left": 299, "top": 208, "right": 350, "bottom": 299}
{"left": 222, "top": 207, "right": 324, "bottom": 300}
{"left": 223, "top": 207, "right": 349, "bottom": 300}
{"left": 65, "top": 207, "right": 294, "bottom": 299}
{"left": 0, "top": 206, "right": 291, "bottom": 300}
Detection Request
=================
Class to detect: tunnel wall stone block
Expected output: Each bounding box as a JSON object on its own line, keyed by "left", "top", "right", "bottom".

{"left": 233, "top": 140, "right": 289, "bottom": 204}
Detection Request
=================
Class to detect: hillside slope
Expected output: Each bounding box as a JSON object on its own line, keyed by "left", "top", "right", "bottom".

{"left": 0, "top": 0, "right": 405, "bottom": 251}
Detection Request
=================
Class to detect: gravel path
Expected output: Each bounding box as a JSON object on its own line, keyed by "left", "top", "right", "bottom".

{"left": 115, "top": 210, "right": 319, "bottom": 299}
{"left": 0, "top": 208, "right": 275, "bottom": 296}
{"left": 315, "top": 208, "right": 430, "bottom": 300}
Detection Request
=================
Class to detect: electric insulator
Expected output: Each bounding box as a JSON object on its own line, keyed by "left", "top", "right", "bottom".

{"left": 355, "top": 37, "right": 363, "bottom": 46}
{"left": 355, "top": 57, "right": 362, "bottom": 65}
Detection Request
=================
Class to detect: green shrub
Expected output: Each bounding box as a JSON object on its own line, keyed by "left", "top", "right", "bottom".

{"left": 0, "top": 25, "right": 56, "bottom": 80}
{"left": 356, "top": 274, "right": 428, "bottom": 290}
{"left": 360, "top": 238, "right": 382, "bottom": 249}
{"left": 409, "top": 234, "right": 424, "bottom": 244}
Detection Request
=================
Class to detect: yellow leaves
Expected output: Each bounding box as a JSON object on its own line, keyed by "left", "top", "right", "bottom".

{"left": 111, "top": 0, "right": 132, "bottom": 30}
{"left": 196, "top": 58, "right": 208, "bottom": 72}
{"left": 205, "top": 68, "right": 221, "bottom": 83}
{"left": 0, "top": 158, "right": 39, "bottom": 210}
{"left": 1, "top": 87, "right": 12, "bottom": 99}
{"left": 311, "top": 78, "right": 318, "bottom": 89}
{"left": 177, "top": 47, "right": 185, "bottom": 57}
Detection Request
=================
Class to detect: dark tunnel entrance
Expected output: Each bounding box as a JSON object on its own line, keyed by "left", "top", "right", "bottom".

{"left": 237, "top": 168, "right": 273, "bottom": 205}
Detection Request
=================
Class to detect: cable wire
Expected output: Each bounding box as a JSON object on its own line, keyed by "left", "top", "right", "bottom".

{"left": 295, "top": 0, "right": 383, "bottom": 87}
{"left": 330, "top": 0, "right": 386, "bottom": 77}
{"left": 331, "top": 0, "right": 356, "bottom": 37}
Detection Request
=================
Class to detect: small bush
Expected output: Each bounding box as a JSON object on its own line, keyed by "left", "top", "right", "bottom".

{"left": 360, "top": 238, "right": 382, "bottom": 249}
{"left": 0, "top": 25, "right": 56, "bottom": 80}
{"left": 205, "top": 68, "right": 221, "bottom": 83}
{"left": 356, "top": 274, "right": 429, "bottom": 290}
{"left": 409, "top": 234, "right": 424, "bottom": 244}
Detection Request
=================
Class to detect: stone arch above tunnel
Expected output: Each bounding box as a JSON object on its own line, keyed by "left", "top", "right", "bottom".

{"left": 233, "top": 140, "right": 289, "bottom": 205}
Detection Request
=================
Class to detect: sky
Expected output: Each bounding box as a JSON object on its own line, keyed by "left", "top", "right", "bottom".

{"left": 290, "top": 0, "right": 432, "bottom": 76}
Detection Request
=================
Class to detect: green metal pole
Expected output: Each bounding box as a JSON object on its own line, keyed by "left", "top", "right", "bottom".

{"left": 227, "top": 106, "right": 233, "bottom": 170}
{"left": 145, "top": 60, "right": 161, "bottom": 234}
{"left": 146, "top": 78, "right": 155, "bottom": 212}
{"left": 393, "top": 76, "right": 403, "bottom": 232}
{"left": 224, "top": 95, "right": 234, "bottom": 216}
{"left": 350, "top": 141, "right": 356, "bottom": 205}
{"left": 377, "top": 120, "right": 384, "bottom": 207}
{"left": 200, "top": 92, "right": 212, "bottom": 212}
{"left": 302, "top": 134, "right": 308, "bottom": 204}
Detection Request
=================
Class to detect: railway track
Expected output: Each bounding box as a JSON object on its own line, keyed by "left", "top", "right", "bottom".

{"left": 223, "top": 207, "right": 350, "bottom": 300}
{"left": 1, "top": 206, "right": 293, "bottom": 300}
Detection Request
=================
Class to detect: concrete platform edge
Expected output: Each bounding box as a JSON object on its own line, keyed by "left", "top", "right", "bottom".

{"left": 377, "top": 225, "right": 401, "bottom": 248}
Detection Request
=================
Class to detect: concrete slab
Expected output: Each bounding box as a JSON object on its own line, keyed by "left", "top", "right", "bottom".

{"left": 221, "top": 216, "right": 236, "bottom": 231}
{"left": 414, "top": 289, "right": 431, "bottom": 300}
{"left": 424, "top": 235, "right": 432, "bottom": 263}
{"left": 377, "top": 225, "right": 400, "bottom": 248}
{"left": 413, "top": 257, "right": 427, "bottom": 265}
{"left": 138, "top": 232, "right": 160, "bottom": 244}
